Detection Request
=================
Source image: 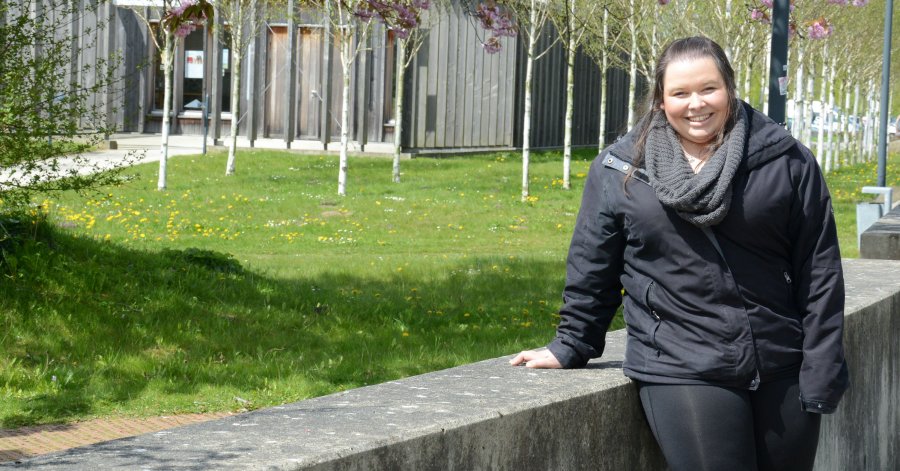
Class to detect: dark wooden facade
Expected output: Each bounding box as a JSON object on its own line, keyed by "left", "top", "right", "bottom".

{"left": 94, "top": 2, "right": 640, "bottom": 152}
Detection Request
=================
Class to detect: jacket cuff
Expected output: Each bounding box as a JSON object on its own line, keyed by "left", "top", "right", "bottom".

{"left": 800, "top": 398, "right": 837, "bottom": 414}
{"left": 547, "top": 337, "right": 589, "bottom": 369}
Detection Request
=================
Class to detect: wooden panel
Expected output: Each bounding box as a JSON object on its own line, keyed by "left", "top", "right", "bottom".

{"left": 296, "top": 27, "right": 320, "bottom": 139}
{"left": 329, "top": 32, "right": 343, "bottom": 139}
{"left": 441, "top": 9, "right": 458, "bottom": 148}
{"left": 452, "top": 7, "right": 467, "bottom": 147}
{"left": 461, "top": 20, "right": 475, "bottom": 148}
{"left": 502, "top": 37, "right": 516, "bottom": 147}
{"left": 471, "top": 35, "right": 484, "bottom": 146}
{"left": 433, "top": 13, "right": 448, "bottom": 148}
{"left": 265, "top": 26, "right": 288, "bottom": 137}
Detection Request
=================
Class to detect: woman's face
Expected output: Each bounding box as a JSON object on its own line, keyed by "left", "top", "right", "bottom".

{"left": 659, "top": 56, "right": 729, "bottom": 150}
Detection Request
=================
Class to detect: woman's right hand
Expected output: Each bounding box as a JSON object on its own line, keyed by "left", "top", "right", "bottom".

{"left": 509, "top": 349, "right": 563, "bottom": 369}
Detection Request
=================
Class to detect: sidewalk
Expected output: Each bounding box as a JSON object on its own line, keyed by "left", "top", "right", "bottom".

{"left": 0, "top": 412, "right": 233, "bottom": 463}
{"left": 0, "top": 133, "right": 397, "bottom": 187}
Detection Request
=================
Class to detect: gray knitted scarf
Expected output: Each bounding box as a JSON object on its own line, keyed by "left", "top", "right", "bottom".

{"left": 644, "top": 103, "right": 747, "bottom": 227}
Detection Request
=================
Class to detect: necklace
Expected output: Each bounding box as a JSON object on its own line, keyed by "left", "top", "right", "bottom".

{"left": 682, "top": 146, "right": 711, "bottom": 174}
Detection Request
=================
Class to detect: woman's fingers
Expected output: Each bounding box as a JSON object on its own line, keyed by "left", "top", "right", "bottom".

{"left": 509, "top": 351, "right": 531, "bottom": 366}
{"left": 509, "top": 350, "right": 562, "bottom": 369}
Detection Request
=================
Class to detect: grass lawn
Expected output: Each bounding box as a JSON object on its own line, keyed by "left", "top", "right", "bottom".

{"left": 0, "top": 146, "right": 896, "bottom": 427}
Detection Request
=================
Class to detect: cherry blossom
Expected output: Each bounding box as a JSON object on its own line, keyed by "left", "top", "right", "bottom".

{"left": 163, "top": 0, "right": 212, "bottom": 39}
{"left": 355, "top": 0, "right": 431, "bottom": 40}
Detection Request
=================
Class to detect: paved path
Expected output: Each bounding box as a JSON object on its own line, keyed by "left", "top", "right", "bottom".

{"left": 0, "top": 133, "right": 396, "bottom": 187}
{"left": 0, "top": 413, "right": 233, "bottom": 463}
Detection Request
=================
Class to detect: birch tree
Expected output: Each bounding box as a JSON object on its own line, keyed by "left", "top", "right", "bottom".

{"left": 216, "top": 0, "right": 281, "bottom": 176}
{"left": 125, "top": 0, "right": 212, "bottom": 190}
{"left": 475, "top": 0, "right": 554, "bottom": 202}
{"left": 358, "top": 0, "right": 438, "bottom": 184}
{"left": 579, "top": 7, "right": 624, "bottom": 152}
{"left": 547, "top": 0, "right": 604, "bottom": 189}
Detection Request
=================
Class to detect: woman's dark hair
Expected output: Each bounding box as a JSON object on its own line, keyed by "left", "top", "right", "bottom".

{"left": 631, "top": 36, "right": 739, "bottom": 170}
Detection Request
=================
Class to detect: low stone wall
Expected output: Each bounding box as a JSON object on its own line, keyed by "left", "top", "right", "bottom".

{"left": 5, "top": 259, "right": 899, "bottom": 470}
{"left": 861, "top": 205, "right": 900, "bottom": 259}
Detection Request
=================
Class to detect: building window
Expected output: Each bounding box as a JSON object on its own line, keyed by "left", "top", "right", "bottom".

{"left": 151, "top": 23, "right": 165, "bottom": 111}
{"left": 383, "top": 30, "right": 395, "bottom": 125}
{"left": 182, "top": 29, "right": 205, "bottom": 110}
{"left": 221, "top": 30, "right": 232, "bottom": 113}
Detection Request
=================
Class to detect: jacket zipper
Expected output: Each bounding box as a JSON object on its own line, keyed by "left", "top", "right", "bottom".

{"left": 647, "top": 281, "right": 662, "bottom": 355}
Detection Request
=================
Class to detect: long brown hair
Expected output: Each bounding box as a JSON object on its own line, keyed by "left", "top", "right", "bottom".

{"left": 630, "top": 36, "right": 739, "bottom": 172}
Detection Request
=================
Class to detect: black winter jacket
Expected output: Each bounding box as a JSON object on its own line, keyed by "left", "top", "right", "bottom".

{"left": 548, "top": 102, "right": 849, "bottom": 413}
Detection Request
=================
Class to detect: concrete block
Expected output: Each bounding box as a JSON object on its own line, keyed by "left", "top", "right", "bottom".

{"left": 860, "top": 206, "right": 900, "bottom": 259}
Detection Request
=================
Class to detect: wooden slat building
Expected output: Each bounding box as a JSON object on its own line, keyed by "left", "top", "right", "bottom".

{"left": 81, "top": 1, "right": 641, "bottom": 153}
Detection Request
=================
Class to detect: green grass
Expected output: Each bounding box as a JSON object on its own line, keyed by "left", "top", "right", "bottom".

{"left": 0, "top": 147, "right": 896, "bottom": 427}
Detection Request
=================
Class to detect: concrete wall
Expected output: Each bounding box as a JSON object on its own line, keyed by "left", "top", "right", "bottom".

{"left": 5, "top": 259, "right": 899, "bottom": 470}
{"left": 860, "top": 205, "right": 900, "bottom": 260}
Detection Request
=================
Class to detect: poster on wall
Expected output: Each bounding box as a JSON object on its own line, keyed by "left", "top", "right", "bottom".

{"left": 185, "top": 51, "right": 204, "bottom": 79}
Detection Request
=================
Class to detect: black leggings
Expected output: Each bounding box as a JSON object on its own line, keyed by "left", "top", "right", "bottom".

{"left": 636, "top": 376, "right": 821, "bottom": 471}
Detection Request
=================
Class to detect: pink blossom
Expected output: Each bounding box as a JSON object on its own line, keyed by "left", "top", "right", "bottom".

{"left": 807, "top": 19, "right": 833, "bottom": 39}
{"left": 170, "top": 0, "right": 194, "bottom": 17}
{"left": 483, "top": 37, "right": 501, "bottom": 54}
{"left": 852, "top": 0, "right": 868, "bottom": 5}
{"left": 760, "top": 0, "right": 773, "bottom": 8}
{"left": 750, "top": 8, "right": 768, "bottom": 22}
{"left": 174, "top": 23, "right": 195, "bottom": 38}
{"left": 827, "top": 0, "right": 849, "bottom": 5}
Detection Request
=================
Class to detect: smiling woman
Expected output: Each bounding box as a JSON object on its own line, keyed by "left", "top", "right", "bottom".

{"left": 511, "top": 36, "right": 847, "bottom": 471}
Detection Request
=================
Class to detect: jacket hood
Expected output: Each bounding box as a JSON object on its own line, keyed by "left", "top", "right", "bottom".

{"left": 606, "top": 101, "right": 797, "bottom": 172}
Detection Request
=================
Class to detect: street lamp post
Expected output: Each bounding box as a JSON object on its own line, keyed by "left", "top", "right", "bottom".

{"left": 767, "top": 0, "right": 790, "bottom": 126}
{"left": 878, "top": 0, "right": 894, "bottom": 187}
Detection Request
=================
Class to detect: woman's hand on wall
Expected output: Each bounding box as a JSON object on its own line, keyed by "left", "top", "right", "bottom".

{"left": 509, "top": 349, "right": 562, "bottom": 368}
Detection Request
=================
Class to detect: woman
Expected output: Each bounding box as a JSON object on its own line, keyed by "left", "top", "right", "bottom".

{"left": 510, "top": 36, "right": 848, "bottom": 471}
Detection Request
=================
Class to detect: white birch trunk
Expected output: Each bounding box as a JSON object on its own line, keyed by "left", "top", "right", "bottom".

{"left": 742, "top": 59, "right": 752, "bottom": 104}
{"left": 869, "top": 87, "right": 878, "bottom": 162}
{"left": 597, "top": 8, "right": 608, "bottom": 152}
{"left": 865, "top": 83, "right": 874, "bottom": 161}
{"left": 793, "top": 48, "right": 804, "bottom": 140}
{"left": 724, "top": 0, "right": 733, "bottom": 61}
{"left": 841, "top": 87, "right": 851, "bottom": 167}
{"left": 392, "top": 39, "right": 405, "bottom": 183}
{"left": 626, "top": 0, "right": 637, "bottom": 129}
{"left": 521, "top": 0, "right": 537, "bottom": 202}
{"left": 824, "top": 58, "right": 836, "bottom": 172}
{"left": 158, "top": 29, "right": 174, "bottom": 190}
{"left": 562, "top": 3, "right": 575, "bottom": 190}
{"left": 853, "top": 83, "right": 861, "bottom": 164}
{"left": 225, "top": 4, "right": 243, "bottom": 176}
{"left": 338, "top": 27, "right": 351, "bottom": 196}
{"left": 803, "top": 73, "right": 815, "bottom": 146}
{"left": 816, "top": 57, "right": 827, "bottom": 168}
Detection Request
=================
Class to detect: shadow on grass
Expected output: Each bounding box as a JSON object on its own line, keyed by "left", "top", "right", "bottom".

{"left": 0, "top": 224, "right": 622, "bottom": 427}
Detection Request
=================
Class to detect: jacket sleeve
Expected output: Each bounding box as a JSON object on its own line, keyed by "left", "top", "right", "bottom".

{"left": 789, "top": 148, "right": 849, "bottom": 413}
{"left": 548, "top": 157, "right": 625, "bottom": 368}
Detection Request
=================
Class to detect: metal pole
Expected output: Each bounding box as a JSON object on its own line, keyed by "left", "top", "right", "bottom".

{"left": 767, "top": 0, "right": 790, "bottom": 125}
{"left": 878, "top": 0, "right": 893, "bottom": 187}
